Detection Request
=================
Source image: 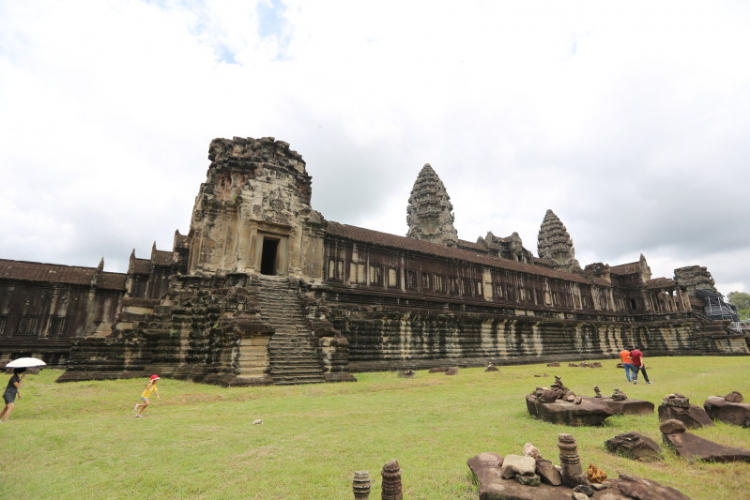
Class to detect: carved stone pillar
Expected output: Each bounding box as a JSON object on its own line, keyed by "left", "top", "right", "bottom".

{"left": 353, "top": 470, "right": 371, "bottom": 500}
{"left": 557, "top": 433, "right": 589, "bottom": 488}
{"left": 381, "top": 460, "right": 403, "bottom": 500}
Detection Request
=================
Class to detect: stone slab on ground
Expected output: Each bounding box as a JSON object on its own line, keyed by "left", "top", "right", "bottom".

{"left": 703, "top": 396, "right": 750, "bottom": 427}
{"left": 658, "top": 403, "right": 714, "bottom": 429}
{"left": 468, "top": 454, "right": 691, "bottom": 500}
{"left": 663, "top": 430, "right": 750, "bottom": 462}
{"left": 526, "top": 394, "right": 617, "bottom": 426}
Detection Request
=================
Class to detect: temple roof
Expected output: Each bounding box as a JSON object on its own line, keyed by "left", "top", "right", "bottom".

{"left": 153, "top": 250, "right": 173, "bottom": 266}
{"left": 327, "top": 222, "right": 610, "bottom": 286}
{"left": 610, "top": 262, "right": 643, "bottom": 275}
{"left": 645, "top": 277, "right": 677, "bottom": 289}
{"left": 0, "top": 259, "right": 126, "bottom": 290}
{"left": 131, "top": 259, "right": 152, "bottom": 274}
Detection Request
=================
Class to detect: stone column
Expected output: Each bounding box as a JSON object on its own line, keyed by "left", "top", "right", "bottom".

{"left": 381, "top": 460, "right": 403, "bottom": 500}
{"left": 353, "top": 470, "right": 371, "bottom": 500}
{"left": 557, "top": 433, "right": 589, "bottom": 488}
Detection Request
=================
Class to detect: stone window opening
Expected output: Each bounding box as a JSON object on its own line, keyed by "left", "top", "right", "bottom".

{"left": 0, "top": 315, "right": 7, "bottom": 336}
{"left": 449, "top": 277, "right": 459, "bottom": 295}
{"left": 328, "top": 258, "right": 344, "bottom": 281}
{"left": 434, "top": 274, "right": 445, "bottom": 292}
{"left": 630, "top": 299, "right": 638, "bottom": 311}
{"left": 370, "top": 266, "right": 384, "bottom": 286}
{"left": 47, "top": 316, "right": 68, "bottom": 337}
{"left": 387, "top": 268, "right": 399, "bottom": 288}
{"left": 16, "top": 315, "right": 40, "bottom": 336}
{"left": 421, "top": 273, "right": 431, "bottom": 290}
{"left": 406, "top": 270, "right": 417, "bottom": 290}
{"left": 351, "top": 262, "right": 366, "bottom": 284}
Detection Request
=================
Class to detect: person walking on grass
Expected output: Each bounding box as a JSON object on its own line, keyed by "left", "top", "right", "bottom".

{"left": 134, "top": 375, "right": 161, "bottom": 418}
{"left": 1, "top": 368, "right": 25, "bottom": 423}
{"left": 619, "top": 347, "right": 635, "bottom": 383}
{"left": 630, "top": 346, "right": 652, "bottom": 384}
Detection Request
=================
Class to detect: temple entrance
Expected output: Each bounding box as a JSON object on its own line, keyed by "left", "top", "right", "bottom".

{"left": 260, "top": 238, "right": 280, "bottom": 275}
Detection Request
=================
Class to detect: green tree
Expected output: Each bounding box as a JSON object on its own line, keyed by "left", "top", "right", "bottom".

{"left": 727, "top": 291, "right": 750, "bottom": 315}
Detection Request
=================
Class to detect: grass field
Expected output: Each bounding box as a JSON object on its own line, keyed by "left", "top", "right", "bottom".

{"left": 1, "top": 356, "right": 749, "bottom": 499}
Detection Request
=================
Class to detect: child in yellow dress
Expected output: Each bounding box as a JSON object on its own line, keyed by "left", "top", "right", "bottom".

{"left": 134, "top": 375, "right": 161, "bottom": 418}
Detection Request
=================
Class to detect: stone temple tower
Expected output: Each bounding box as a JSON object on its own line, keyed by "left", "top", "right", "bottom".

{"left": 406, "top": 163, "right": 458, "bottom": 247}
{"left": 187, "top": 136, "right": 326, "bottom": 278}
{"left": 537, "top": 209, "right": 581, "bottom": 272}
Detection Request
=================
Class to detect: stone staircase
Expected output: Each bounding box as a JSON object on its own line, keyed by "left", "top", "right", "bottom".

{"left": 258, "top": 276, "right": 325, "bottom": 385}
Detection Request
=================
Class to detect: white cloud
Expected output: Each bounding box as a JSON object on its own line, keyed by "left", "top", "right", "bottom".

{"left": 1, "top": 0, "right": 749, "bottom": 296}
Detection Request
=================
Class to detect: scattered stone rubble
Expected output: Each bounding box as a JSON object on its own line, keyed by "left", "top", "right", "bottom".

{"left": 467, "top": 434, "right": 691, "bottom": 500}
{"left": 703, "top": 391, "right": 750, "bottom": 427}
{"left": 525, "top": 376, "right": 658, "bottom": 426}
{"left": 485, "top": 362, "right": 498, "bottom": 372}
{"left": 397, "top": 370, "right": 415, "bottom": 378}
{"left": 567, "top": 362, "right": 602, "bottom": 368}
{"left": 660, "top": 418, "right": 750, "bottom": 463}
{"left": 658, "top": 394, "right": 714, "bottom": 429}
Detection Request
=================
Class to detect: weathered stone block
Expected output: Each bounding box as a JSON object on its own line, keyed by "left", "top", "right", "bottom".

{"left": 526, "top": 394, "right": 616, "bottom": 426}
{"left": 658, "top": 402, "right": 714, "bottom": 429}
{"left": 703, "top": 396, "right": 750, "bottom": 427}
{"left": 604, "top": 432, "right": 662, "bottom": 462}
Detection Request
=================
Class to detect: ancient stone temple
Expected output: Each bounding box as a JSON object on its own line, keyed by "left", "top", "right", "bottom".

{"left": 0, "top": 136, "right": 747, "bottom": 386}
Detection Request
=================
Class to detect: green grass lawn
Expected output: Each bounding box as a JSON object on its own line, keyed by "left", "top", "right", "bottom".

{"left": 2, "top": 356, "right": 749, "bottom": 499}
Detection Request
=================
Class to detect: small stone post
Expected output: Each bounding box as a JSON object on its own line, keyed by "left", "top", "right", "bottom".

{"left": 557, "top": 433, "right": 590, "bottom": 488}
{"left": 353, "top": 470, "right": 371, "bottom": 500}
{"left": 381, "top": 460, "right": 403, "bottom": 500}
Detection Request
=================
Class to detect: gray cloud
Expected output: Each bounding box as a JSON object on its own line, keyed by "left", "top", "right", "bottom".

{"left": 1, "top": 0, "right": 749, "bottom": 298}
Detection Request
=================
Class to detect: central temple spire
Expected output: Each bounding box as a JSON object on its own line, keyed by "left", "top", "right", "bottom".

{"left": 406, "top": 163, "right": 458, "bottom": 247}
{"left": 537, "top": 209, "right": 581, "bottom": 272}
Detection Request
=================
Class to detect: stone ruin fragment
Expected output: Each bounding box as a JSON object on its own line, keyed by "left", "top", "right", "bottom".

{"left": 658, "top": 394, "right": 714, "bottom": 429}
{"left": 612, "top": 388, "right": 628, "bottom": 401}
{"left": 526, "top": 377, "right": 618, "bottom": 426}
{"left": 605, "top": 432, "right": 662, "bottom": 462}
{"left": 703, "top": 391, "right": 750, "bottom": 427}
{"left": 468, "top": 434, "right": 691, "bottom": 500}
{"left": 397, "top": 369, "right": 415, "bottom": 378}
{"left": 660, "top": 419, "right": 750, "bottom": 463}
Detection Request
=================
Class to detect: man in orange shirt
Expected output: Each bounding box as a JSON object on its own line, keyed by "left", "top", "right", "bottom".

{"left": 619, "top": 347, "right": 635, "bottom": 383}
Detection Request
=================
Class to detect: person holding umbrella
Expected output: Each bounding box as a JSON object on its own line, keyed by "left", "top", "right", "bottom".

{"left": 1, "top": 368, "right": 26, "bottom": 423}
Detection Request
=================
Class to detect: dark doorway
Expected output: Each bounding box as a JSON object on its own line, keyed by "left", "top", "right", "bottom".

{"left": 260, "top": 238, "right": 279, "bottom": 275}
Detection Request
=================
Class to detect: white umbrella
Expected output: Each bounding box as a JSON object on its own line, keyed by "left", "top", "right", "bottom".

{"left": 6, "top": 357, "right": 47, "bottom": 368}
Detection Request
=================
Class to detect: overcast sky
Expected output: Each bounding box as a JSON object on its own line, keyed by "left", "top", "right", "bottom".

{"left": 1, "top": 1, "right": 748, "bottom": 296}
